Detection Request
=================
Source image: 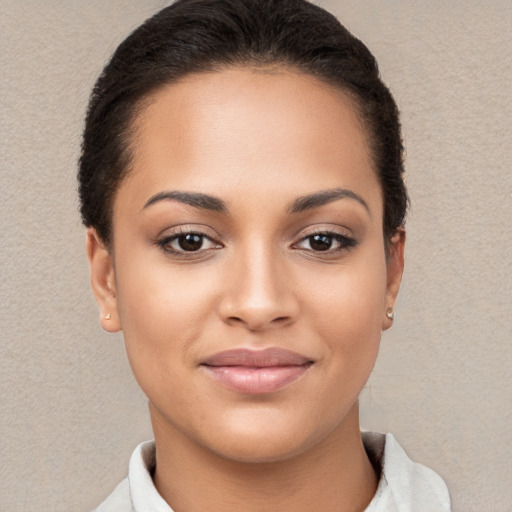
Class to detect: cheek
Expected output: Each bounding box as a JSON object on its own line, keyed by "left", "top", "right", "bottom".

{"left": 302, "top": 248, "right": 388, "bottom": 372}
{"left": 305, "top": 254, "right": 387, "bottom": 331}
{"left": 113, "top": 251, "right": 221, "bottom": 371}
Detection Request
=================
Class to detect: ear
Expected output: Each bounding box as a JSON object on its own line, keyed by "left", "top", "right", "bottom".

{"left": 382, "top": 228, "right": 406, "bottom": 331}
{"left": 86, "top": 228, "right": 121, "bottom": 332}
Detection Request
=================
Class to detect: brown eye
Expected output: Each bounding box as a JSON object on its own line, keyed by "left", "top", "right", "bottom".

{"left": 177, "top": 233, "right": 204, "bottom": 251}
{"left": 309, "top": 234, "right": 332, "bottom": 251}
{"left": 158, "top": 231, "right": 221, "bottom": 255}
{"left": 295, "top": 231, "right": 357, "bottom": 253}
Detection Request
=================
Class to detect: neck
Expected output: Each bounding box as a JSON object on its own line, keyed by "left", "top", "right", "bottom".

{"left": 150, "top": 403, "right": 378, "bottom": 512}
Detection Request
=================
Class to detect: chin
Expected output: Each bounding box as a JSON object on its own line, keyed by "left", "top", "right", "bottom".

{"left": 208, "top": 432, "right": 314, "bottom": 464}
{"left": 196, "top": 412, "right": 337, "bottom": 464}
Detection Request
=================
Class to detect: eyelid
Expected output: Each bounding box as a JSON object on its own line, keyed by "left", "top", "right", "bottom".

{"left": 156, "top": 224, "right": 221, "bottom": 241}
{"left": 292, "top": 224, "right": 354, "bottom": 241}
{"left": 291, "top": 225, "right": 358, "bottom": 253}
{"left": 155, "top": 224, "right": 224, "bottom": 255}
{"left": 296, "top": 233, "right": 356, "bottom": 250}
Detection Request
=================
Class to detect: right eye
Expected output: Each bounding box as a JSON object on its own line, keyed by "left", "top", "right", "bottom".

{"left": 157, "top": 231, "right": 221, "bottom": 255}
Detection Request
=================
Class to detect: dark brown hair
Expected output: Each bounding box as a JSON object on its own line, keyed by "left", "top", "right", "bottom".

{"left": 79, "top": 0, "right": 407, "bottom": 245}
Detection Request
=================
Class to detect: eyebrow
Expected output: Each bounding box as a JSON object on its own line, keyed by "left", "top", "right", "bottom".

{"left": 143, "top": 191, "right": 227, "bottom": 212}
{"left": 142, "top": 187, "right": 369, "bottom": 215}
{"left": 288, "top": 188, "right": 370, "bottom": 214}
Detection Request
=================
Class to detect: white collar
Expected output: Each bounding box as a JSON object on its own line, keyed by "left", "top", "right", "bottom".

{"left": 121, "top": 432, "right": 451, "bottom": 512}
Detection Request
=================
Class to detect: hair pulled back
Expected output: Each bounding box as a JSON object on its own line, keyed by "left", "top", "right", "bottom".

{"left": 79, "top": 0, "right": 407, "bottom": 245}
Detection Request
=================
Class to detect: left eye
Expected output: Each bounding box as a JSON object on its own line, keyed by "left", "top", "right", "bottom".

{"left": 159, "top": 233, "right": 218, "bottom": 253}
{"left": 296, "top": 233, "right": 355, "bottom": 252}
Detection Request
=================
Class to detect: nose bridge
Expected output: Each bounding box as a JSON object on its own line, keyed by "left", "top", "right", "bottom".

{"left": 241, "top": 241, "right": 281, "bottom": 301}
{"left": 220, "top": 236, "right": 296, "bottom": 330}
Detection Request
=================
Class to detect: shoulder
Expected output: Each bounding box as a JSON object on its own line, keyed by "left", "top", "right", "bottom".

{"left": 363, "top": 432, "right": 452, "bottom": 512}
{"left": 91, "top": 441, "right": 173, "bottom": 512}
{"left": 92, "top": 478, "right": 133, "bottom": 512}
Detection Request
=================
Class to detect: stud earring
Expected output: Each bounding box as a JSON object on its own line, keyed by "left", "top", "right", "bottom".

{"left": 386, "top": 306, "right": 395, "bottom": 320}
{"left": 104, "top": 313, "right": 111, "bottom": 320}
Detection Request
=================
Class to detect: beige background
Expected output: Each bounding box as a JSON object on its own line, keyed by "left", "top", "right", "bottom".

{"left": 1, "top": 1, "right": 511, "bottom": 511}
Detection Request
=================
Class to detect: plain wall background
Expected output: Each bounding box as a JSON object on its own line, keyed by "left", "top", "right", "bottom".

{"left": 1, "top": 1, "right": 510, "bottom": 510}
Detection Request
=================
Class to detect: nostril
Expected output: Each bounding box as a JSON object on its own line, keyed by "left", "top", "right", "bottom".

{"left": 227, "top": 316, "right": 252, "bottom": 327}
{"left": 219, "top": 291, "right": 299, "bottom": 330}
{"left": 225, "top": 314, "right": 291, "bottom": 331}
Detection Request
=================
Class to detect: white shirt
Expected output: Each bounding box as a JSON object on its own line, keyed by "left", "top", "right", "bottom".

{"left": 93, "top": 432, "right": 451, "bottom": 511}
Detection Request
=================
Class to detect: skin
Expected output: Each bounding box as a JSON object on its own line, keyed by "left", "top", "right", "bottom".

{"left": 87, "top": 67, "right": 405, "bottom": 512}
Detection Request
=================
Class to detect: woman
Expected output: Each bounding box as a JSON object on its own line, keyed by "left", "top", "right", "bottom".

{"left": 80, "top": 0, "right": 451, "bottom": 510}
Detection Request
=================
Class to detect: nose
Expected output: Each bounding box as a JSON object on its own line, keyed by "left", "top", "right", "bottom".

{"left": 218, "top": 244, "right": 299, "bottom": 332}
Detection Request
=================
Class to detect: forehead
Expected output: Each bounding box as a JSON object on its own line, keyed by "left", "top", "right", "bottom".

{"left": 120, "top": 66, "right": 381, "bottom": 213}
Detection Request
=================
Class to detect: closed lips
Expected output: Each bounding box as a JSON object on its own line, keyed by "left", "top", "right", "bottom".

{"left": 202, "top": 347, "right": 313, "bottom": 367}
{"left": 201, "top": 348, "right": 314, "bottom": 394}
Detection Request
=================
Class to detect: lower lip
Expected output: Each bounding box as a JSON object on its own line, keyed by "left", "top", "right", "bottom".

{"left": 203, "top": 364, "right": 311, "bottom": 394}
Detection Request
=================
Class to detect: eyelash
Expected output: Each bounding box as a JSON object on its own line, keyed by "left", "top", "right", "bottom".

{"left": 156, "top": 228, "right": 358, "bottom": 258}
{"left": 293, "top": 230, "right": 358, "bottom": 254}
{"left": 156, "top": 228, "right": 222, "bottom": 257}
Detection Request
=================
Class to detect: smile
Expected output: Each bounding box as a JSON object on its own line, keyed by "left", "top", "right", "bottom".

{"left": 201, "top": 348, "right": 314, "bottom": 394}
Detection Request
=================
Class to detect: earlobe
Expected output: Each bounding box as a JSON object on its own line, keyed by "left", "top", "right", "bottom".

{"left": 382, "top": 228, "right": 406, "bottom": 331}
{"left": 86, "top": 228, "right": 122, "bottom": 333}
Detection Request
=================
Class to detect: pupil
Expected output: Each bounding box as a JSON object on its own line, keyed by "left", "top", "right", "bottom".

{"left": 310, "top": 234, "right": 332, "bottom": 251}
{"left": 179, "top": 234, "right": 203, "bottom": 251}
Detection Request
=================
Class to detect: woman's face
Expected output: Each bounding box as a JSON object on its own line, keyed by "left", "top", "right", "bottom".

{"left": 88, "top": 67, "right": 404, "bottom": 462}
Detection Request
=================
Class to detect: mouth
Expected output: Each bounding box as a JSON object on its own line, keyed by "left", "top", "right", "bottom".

{"left": 201, "top": 347, "right": 314, "bottom": 394}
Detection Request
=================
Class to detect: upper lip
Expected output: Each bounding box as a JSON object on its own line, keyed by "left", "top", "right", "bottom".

{"left": 202, "top": 347, "right": 312, "bottom": 367}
